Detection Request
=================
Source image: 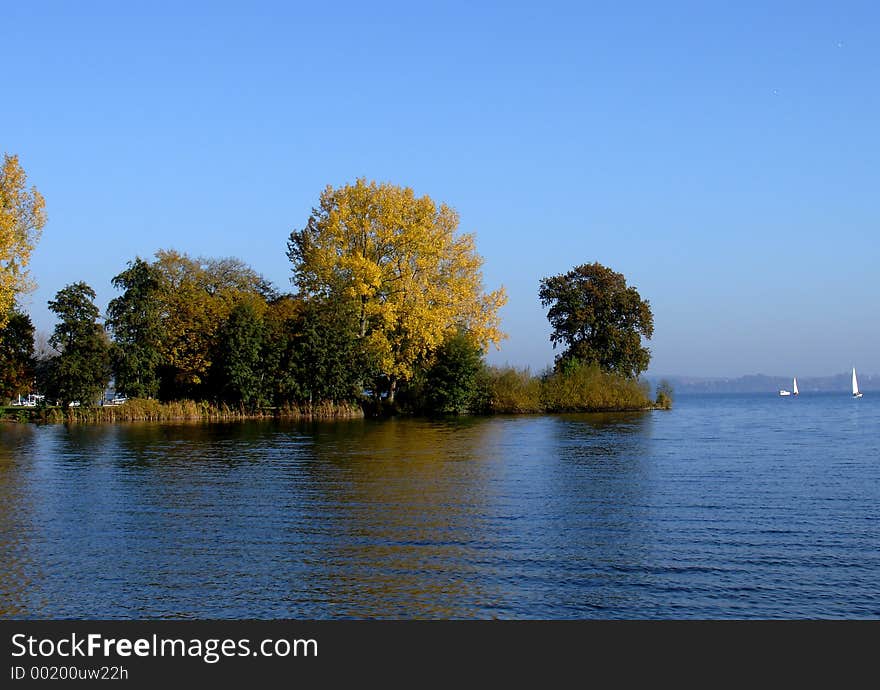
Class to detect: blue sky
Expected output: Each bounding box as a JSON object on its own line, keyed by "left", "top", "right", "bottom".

{"left": 3, "top": 1, "right": 877, "bottom": 377}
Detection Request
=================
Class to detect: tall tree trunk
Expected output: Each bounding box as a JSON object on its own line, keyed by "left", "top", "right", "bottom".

{"left": 387, "top": 378, "right": 396, "bottom": 404}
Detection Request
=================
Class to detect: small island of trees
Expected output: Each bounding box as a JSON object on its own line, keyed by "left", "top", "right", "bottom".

{"left": 1, "top": 156, "right": 670, "bottom": 422}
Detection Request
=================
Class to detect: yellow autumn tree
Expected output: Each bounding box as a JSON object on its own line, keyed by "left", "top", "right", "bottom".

{"left": 288, "top": 179, "right": 507, "bottom": 400}
{"left": 0, "top": 154, "right": 46, "bottom": 327}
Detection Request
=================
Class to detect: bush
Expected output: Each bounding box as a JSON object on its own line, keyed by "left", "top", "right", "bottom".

{"left": 541, "top": 361, "right": 650, "bottom": 412}
{"left": 422, "top": 329, "right": 485, "bottom": 414}
{"left": 655, "top": 379, "right": 674, "bottom": 410}
{"left": 481, "top": 366, "right": 544, "bottom": 414}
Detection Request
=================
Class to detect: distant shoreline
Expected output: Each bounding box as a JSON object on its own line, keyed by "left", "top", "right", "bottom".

{"left": 646, "top": 372, "right": 876, "bottom": 395}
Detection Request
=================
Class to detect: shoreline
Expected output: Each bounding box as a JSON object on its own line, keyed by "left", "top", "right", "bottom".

{"left": 1, "top": 400, "right": 668, "bottom": 426}
{"left": 0, "top": 400, "right": 365, "bottom": 425}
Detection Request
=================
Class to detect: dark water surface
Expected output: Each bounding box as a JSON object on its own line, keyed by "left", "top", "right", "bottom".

{"left": 1, "top": 394, "right": 878, "bottom": 619}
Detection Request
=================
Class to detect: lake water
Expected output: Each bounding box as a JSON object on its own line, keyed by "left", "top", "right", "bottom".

{"left": 1, "top": 393, "right": 878, "bottom": 619}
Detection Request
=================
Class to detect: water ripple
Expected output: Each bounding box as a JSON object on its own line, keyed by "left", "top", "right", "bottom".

{"left": 1, "top": 395, "right": 879, "bottom": 618}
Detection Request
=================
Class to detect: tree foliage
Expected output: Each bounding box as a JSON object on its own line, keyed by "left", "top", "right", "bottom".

{"left": 150, "top": 250, "right": 270, "bottom": 399}
{"left": 286, "top": 299, "right": 366, "bottom": 404}
{"left": 47, "top": 282, "right": 111, "bottom": 406}
{"left": 260, "top": 294, "right": 305, "bottom": 406}
{"left": 421, "top": 329, "right": 485, "bottom": 414}
{"left": 655, "top": 379, "right": 674, "bottom": 409}
{"left": 211, "top": 302, "right": 266, "bottom": 408}
{"left": 538, "top": 262, "right": 654, "bottom": 378}
{"left": 288, "top": 179, "right": 506, "bottom": 400}
{"left": 106, "top": 258, "right": 163, "bottom": 398}
{"left": 0, "top": 154, "right": 46, "bottom": 328}
{"left": 0, "top": 310, "right": 35, "bottom": 402}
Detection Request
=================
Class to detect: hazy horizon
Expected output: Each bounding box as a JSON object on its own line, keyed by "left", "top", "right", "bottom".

{"left": 647, "top": 369, "right": 876, "bottom": 380}
{"left": 5, "top": 2, "right": 878, "bottom": 377}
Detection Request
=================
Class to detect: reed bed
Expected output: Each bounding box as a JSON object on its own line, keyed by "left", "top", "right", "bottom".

{"left": 481, "top": 363, "right": 654, "bottom": 414}
{"left": 40, "top": 399, "right": 363, "bottom": 424}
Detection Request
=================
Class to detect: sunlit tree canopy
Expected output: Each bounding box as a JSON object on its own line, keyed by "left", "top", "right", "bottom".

{"left": 288, "top": 179, "right": 506, "bottom": 398}
{"left": 0, "top": 154, "right": 46, "bottom": 327}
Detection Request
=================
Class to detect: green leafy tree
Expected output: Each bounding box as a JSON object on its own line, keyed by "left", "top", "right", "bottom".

{"left": 538, "top": 262, "right": 654, "bottom": 378}
{"left": 0, "top": 310, "right": 35, "bottom": 402}
{"left": 211, "top": 302, "right": 266, "bottom": 408}
{"left": 260, "top": 295, "right": 304, "bottom": 407}
{"left": 288, "top": 300, "right": 364, "bottom": 404}
{"left": 47, "top": 282, "right": 111, "bottom": 407}
{"left": 106, "top": 258, "right": 163, "bottom": 398}
{"left": 422, "top": 329, "right": 485, "bottom": 414}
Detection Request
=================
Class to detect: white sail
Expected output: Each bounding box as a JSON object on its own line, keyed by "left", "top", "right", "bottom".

{"left": 852, "top": 368, "right": 860, "bottom": 396}
{"left": 793, "top": 378, "right": 798, "bottom": 395}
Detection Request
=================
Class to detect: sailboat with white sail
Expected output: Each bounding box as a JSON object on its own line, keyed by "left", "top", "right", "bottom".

{"left": 779, "top": 376, "right": 797, "bottom": 397}
{"left": 852, "top": 368, "right": 863, "bottom": 398}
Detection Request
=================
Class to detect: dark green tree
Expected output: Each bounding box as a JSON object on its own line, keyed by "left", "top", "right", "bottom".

{"left": 260, "top": 295, "right": 303, "bottom": 407}
{"left": 538, "top": 262, "right": 654, "bottom": 378}
{"left": 106, "top": 258, "right": 163, "bottom": 398}
{"left": 47, "top": 282, "right": 111, "bottom": 407}
{"left": 0, "top": 310, "right": 35, "bottom": 402}
{"left": 288, "top": 300, "right": 364, "bottom": 404}
{"left": 211, "top": 302, "right": 265, "bottom": 408}
{"left": 422, "top": 329, "right": 485, "bottom": 414}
